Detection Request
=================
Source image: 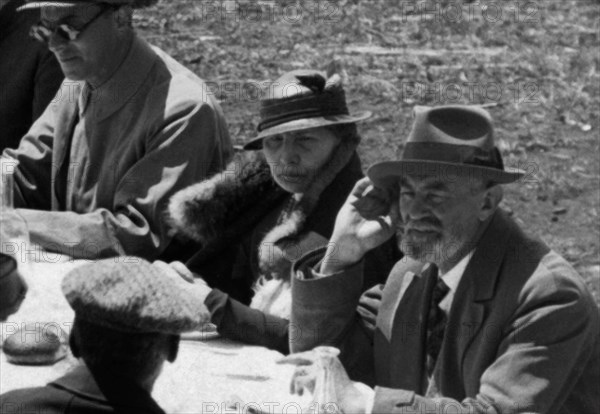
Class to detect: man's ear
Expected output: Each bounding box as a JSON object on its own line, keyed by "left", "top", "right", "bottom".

{"left": 167, "top": 335, "right": 179, "bottom": 363}
{"left": 478, "top": 184, "right": 503, "bottom": 221}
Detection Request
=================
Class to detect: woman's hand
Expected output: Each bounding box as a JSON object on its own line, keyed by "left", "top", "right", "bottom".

{"left": 152, "top": 260, "right": 212, "bottom": 302}
{"left": 320, "top": 178, "right": 399, "bottom": 275}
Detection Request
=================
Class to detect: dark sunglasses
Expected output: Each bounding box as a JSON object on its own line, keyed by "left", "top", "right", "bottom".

{"left": 29, "top": 4, "right": 114, "bottom": 43}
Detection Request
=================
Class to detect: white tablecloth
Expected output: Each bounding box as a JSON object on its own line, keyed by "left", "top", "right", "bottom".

{"left": 0, "top": 254, "right": 308, "bottom": 413}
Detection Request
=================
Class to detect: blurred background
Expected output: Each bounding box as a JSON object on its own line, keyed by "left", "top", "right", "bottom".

{"left": 134, "top": 0, "right": 599, "bottom": 303}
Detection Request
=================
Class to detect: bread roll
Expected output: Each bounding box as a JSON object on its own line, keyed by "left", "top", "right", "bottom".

{"left": 3, "top": 323, "right": 67, "bottom": 365}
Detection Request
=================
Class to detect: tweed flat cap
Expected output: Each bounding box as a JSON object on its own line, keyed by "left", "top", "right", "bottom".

{"left": 62, "top": 258, "right": 209, "bottom": 334}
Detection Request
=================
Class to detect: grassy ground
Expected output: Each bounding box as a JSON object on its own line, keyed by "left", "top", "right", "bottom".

{"left": 134, "top": 0, "right": 599, "bottom": 304}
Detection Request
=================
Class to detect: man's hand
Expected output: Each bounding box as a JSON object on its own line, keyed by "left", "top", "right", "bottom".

{"left": 278, "top": 347, "right": 372, "bottom": 414}
{"left": 357, "top": 284, "right": 384, "bottom": 331}
{"left": 320, "top": 178, "right": 399, "bottom": 275}
{"left": 152, "top": 260, "right": 212, "bottom": 302}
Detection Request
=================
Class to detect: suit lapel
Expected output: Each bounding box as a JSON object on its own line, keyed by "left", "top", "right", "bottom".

{"left": 436, "top": 210, "right": 512, "bottom": 397}
{"left": 375, "top": 259, "right": 435, "bottom": 393}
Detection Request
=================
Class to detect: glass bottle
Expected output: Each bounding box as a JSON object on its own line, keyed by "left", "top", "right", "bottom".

{"left": 1, "top": 157, "right": 30, "bottom": 266}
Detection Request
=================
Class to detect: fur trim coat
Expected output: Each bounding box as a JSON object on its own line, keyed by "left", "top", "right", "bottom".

{"left": 168, "top": 141, "right": 399, "bottom": 353}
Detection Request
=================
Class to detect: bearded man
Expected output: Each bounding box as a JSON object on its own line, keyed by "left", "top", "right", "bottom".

{"left": 282, "top": 105, "right": 599, "bottom": 414}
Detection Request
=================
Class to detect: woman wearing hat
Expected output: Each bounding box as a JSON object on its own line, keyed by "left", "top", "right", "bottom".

{"left": 167, "top": 68, "right": 401, "bottom": 354}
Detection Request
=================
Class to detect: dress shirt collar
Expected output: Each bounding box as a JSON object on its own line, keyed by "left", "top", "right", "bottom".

{"left": 438, "top": 250, "right": 474, "bottom": 314}
{"left": 86, "top": 34, "right": 156, "bottom": 122}
{"left": 439, "top": 250, "right": 473, "bottom": 292}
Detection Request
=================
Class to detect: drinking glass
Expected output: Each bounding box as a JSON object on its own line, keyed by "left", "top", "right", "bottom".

{"left": 1, "top": 157, "right": 30, "bottom": 264}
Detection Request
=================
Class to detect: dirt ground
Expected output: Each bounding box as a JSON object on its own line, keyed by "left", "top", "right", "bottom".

{"left": 135, "top": 0, "right": 600, "bottom": 304}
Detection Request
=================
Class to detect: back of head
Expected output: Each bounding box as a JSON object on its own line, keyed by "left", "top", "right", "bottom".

{"left": 70, "top": 318, "right": 174, "bottom": 384}
{"left": 62, "top": 257, "right": 210, "bottom": 389}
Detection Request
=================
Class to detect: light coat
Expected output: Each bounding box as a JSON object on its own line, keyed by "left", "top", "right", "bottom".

{"left": 4, "top": 35, "right": 232, "bottom": 260}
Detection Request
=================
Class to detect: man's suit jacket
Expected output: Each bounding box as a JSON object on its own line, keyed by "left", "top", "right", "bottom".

{"left": 291, "top": 210, "right": 600, "bottom": 413}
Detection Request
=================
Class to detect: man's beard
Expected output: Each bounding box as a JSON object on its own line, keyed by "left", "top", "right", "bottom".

{"left": 396, "top": 219, "right": 477, "bottom": 268}
{"left": 395, "top": 216, "right": 445, "bottom": 263}
{"left": 398, "top": 229, "right": 444, "bottom": 262}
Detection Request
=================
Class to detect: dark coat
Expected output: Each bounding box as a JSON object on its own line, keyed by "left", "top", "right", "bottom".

{"left": 0, "top": 0, "right": 64, "bottom": 151}
{"left": 0, "top": 365, "right": 164, "bottom": 414}
{"left": 292, "top": 210, "right": 600, "bottom": 413}
{"left": 168, "top": 150, "right": 401, "bottom": 354}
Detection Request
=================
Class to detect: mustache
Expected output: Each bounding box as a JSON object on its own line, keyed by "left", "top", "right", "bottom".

{"left": 398, "top": 218, "right": 442, "bottom": 233}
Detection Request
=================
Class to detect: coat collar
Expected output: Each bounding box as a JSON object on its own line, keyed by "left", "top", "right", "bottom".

{"left": 49, "top": 363, "right": 107, "bottom": 403}
{"left": 462, "top": 209, "right": 513, "bottom": 302}
{"left": 436, "top": 209, "right": 515, "bottom": 397}
{"left": 85, "top": 35, "right": 156, "bottom": 122}
{"left": 169, "top": 143, "right": 362, "bottom": 251}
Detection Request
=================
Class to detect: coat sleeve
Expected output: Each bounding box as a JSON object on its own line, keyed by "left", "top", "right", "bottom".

{"left": 290, "top": 247, "right": 378, "bottom": 385}
{"left": 15, "top": 101, "right": 231, "bottom": 260}
{"left": 188, "top": 238, "right": 290, "bottom": 354}
{"left": 371, "top": 257, "right": 600, "bottom": 414}
{"left": 3, "top": 100, "right": 56, "bottom": 209}
{"left": 205, "top": 288, "right": 290, "bottom": 354}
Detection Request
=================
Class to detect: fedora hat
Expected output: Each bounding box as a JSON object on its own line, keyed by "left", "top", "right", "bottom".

{"left": 243, "top": 69, "right": 371, "bottom": 150}
{"left": 17, "top": 0, "right": 158, "bottom": 11}
{"left": 368, "top": 105, "right": 525, "bottom": 186}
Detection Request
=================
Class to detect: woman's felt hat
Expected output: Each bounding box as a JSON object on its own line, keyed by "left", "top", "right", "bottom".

{"left": 244, "top": 69, "right": 371, "bottom": 150}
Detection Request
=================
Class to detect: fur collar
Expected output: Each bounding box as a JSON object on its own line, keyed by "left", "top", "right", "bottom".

{"left": 168, "top": 151, "right": 286, "bottom": 250}
{"left": 168, "top": 139, "right": 359, "bottom": 260}
{"left": 168, "top": 137, "right": 360, "bottom": 319}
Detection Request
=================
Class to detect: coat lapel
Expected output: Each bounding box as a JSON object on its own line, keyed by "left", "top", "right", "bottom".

{"left": 375, "top": 259, "right": 433, "bottom": 392}
{"left": 436, "top": 210, "right": 512, "bottom": 398}
{"left": 51, "top": 81, "right": 82, "bottom": 210}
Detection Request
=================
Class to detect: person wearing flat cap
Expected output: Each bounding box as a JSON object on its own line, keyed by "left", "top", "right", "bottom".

{"left": 280, "top": 105, "right": 600, "bottom": 413}
{"left": 1, "top": 0, "right": 232, "bottom": 260}
{"left": 0, "top": 258, "right": 209, "bottom": 413}
{"left": 164, "top": 66, "right": 401, "bottom": 354}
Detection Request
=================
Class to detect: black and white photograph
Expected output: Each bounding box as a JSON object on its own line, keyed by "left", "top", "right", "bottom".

{"left": 0, "top": 0, "right": 598, "bottom": 412}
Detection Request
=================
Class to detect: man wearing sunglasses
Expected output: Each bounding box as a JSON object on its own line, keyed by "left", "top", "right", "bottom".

{"left": 1, "top": 0, "right": 232, "bottom": 260}
{"left": 0, "top": 0, "right": 63, "bottom": 151}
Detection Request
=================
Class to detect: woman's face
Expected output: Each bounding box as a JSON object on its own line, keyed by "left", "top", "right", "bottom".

{"left": 262, "top": 127, "right": 341, "bottom": 194}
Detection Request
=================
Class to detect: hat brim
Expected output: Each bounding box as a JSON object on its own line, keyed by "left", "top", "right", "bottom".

{"left": 17, "top": 1, "right": 83, "bottom": 10}
{"left": 243, "top": 111, "right": 372, "bottom": 150}
{"left": 367, "top": 160, "right": 525, "bottom": 187}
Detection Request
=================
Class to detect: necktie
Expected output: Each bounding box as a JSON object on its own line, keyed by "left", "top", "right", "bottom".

{"left": 426, "top": 272, "right": 450, "bottom": 377}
